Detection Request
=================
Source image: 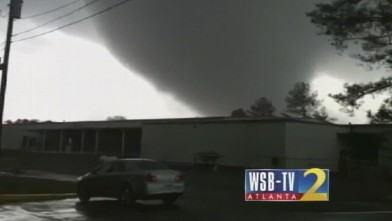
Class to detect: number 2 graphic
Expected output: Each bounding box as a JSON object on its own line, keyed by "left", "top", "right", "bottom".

{"left": 300, "top": 168, "right": 329, "bottom": 201}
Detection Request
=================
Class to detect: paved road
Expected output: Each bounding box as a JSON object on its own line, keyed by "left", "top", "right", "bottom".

{"left": 0, "top": 190, "right": 392, "bottom": 221}
{"left": 1, "top": 169, "right": 392, "bottom": 220}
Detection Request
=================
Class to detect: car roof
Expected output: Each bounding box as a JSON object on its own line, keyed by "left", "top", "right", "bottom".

{"left": 115, "top": 158, "right": 156, "bottom": 162}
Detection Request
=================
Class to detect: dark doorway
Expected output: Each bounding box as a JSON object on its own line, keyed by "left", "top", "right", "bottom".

{"left": 62, "top": 130, "right": 82, "bottom": 153}
{"left": 82, "top": 129, "right": 96, "bottom": 153}
{"left": 123, "top": 128, "right": 142, "bottom": 157}
{"left": 98, "top": 129, "right": 122, "bottom": 155}
{"left": 337, "top": 133, "right": 383, "bottom": 167}
{"left": 45, "top": 131, "right": 61, "bottom": 152}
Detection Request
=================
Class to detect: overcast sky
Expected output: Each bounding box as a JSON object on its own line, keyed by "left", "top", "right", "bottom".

{"left": 0, "top": 0, "right": 389, "bottom": 124}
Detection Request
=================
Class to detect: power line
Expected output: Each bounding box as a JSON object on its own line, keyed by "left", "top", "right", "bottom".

{"left": 13, "top": 0, "right": 132, "bottom": 43}
{"left": 21, "top": 0, "right": 82, "bottom": 19}
{"left": 13, "top": 0, "right": 103, "bottom": 37}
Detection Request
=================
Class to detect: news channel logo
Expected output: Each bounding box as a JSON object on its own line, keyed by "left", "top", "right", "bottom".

{"left": 244, "top": 168, "right": 329, "bottom": 201}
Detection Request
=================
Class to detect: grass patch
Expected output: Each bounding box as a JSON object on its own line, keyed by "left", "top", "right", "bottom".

{"left": 0, "top": 158, "right": 21, "bottom": 173}
{"left": 0, "top": 175, "right": 76, "bottom": 195}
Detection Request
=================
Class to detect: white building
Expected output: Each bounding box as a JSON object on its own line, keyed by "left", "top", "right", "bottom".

{"left": 1, "top": 117, "right": 390, "bottom": 173}
{"left": 141, "top": 118, "right": 346, "bottom": 170}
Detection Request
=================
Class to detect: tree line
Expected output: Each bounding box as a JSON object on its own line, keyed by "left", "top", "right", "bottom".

{"left": 231, "top": 82, "right": 333, "bottom": 122}
{"left": 306, "top": 0, "right": 392, "bottom": 124}
{"left": 4, "top": 116, "right": 127, "bottom": 124}
{"left": 235, "top": 0, "right": 392, "bottom": 124}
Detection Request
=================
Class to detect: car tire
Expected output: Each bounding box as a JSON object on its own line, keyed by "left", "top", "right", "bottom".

{"left": 77, "top": 184, "right": 90, "bottom": 204}
{"left": 162, "top": 196, "right": 178, "bottom": 205}
{"left": 120, "top": 185, "right": 136, "bottom": 206}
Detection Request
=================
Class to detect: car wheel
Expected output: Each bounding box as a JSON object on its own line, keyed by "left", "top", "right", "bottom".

{"left": 162, "top": 196, "right": 178, "bottom": 205}
{"left": 120, "top": 185, "right": 136, "bottom": 206}
{"left": 77, "top": 184, "right": 90, "bottom": 203}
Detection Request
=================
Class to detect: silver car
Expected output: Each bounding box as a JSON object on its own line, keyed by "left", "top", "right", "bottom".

{"left": 77, "top": 159, "right": 185, "bottom": 205}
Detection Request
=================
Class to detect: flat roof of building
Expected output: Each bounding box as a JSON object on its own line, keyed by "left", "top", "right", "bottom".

{"left": 3, "top": 115, "right": 346, "bottom": 131}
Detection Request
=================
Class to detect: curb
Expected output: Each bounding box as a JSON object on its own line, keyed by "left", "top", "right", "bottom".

{"left": 0, "top": 193, "right": 77, "bottom": 204}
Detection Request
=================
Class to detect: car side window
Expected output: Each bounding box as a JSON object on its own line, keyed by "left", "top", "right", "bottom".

{"left": 116, "top": 162, "right": 126, "bottom": 173}
{"left": 106, "top": 162, "right": 126, "bottom": 173}
{"left": 95, "top": 162, "right": 111, "bottom": 175}
{"left": 106, "top": 163, "right": 115, "bottom": 173}
{"left": 125, "top": 161, "right": 138, "bottom": 172}
{"left": 106, "top": 162, "right": 125, "bottom": 173}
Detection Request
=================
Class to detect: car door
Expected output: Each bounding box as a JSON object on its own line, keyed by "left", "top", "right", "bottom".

{"left": 88, "top": 162, "right": 112, "bottom": 197}
{"left": 105, "top": 161, "right": 127, "bottom": 198}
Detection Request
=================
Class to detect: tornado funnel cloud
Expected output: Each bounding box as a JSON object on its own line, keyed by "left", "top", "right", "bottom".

{"left": 88, "top": 0, "right": 345, "bottom": 115}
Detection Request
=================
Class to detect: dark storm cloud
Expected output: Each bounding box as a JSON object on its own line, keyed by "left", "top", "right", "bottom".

{"left": 14, "top": 0, "right": 99, "bottom": 40}
{"left": 22, "top": 0, "right": 386, "bottom": 116}
{"left": 88, "top": 0, "right": 337, "bottom": 115}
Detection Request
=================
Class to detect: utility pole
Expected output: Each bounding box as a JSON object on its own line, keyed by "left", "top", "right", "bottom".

{"left": 0, "top": 0, "right": 23, "bottom": 158}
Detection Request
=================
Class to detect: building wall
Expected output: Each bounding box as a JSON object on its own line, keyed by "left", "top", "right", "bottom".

{"left": 348, "top": 125, "right": 392, "bottom": 134}
{"left": 2, "top": 125, "right": 39, "bottom": 150}
{"left": 284, "top": 122, "right": 347, "bottom": 171}
{"left": 141, "top": 122, "right": 286, "bottom": 167}
{"left": 2, "top": 120, "right": 355, "bottom": 171}
{"left": 350, "top": 126, "right": 392, "bottom": 173}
